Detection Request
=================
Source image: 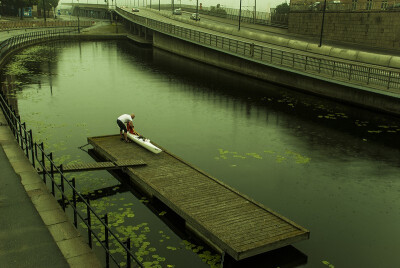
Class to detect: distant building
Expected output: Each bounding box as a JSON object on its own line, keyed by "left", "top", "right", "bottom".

{"left": 290, "top": 0, "right": 399, "bottom": 11}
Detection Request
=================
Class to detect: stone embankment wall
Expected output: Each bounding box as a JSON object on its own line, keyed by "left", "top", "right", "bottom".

{"left": 153, "top": 32, "right": 400, "bottom": 116}
{"left": 289, "top": 11, "right": 400, "bottom": 50}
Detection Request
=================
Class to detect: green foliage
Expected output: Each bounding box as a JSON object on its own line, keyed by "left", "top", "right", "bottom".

{"left": 275, "top": 2, "right": 290, "bottom": 13}
{"left": 38, "top": 0, "right": 60, "bottom": 10}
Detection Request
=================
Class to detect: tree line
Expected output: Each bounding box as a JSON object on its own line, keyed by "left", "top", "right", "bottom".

{"left": 1, "top": 0, "right": 59, "bottom": 18}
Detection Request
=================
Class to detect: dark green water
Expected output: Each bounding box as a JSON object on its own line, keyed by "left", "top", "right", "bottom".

{"left": 2, "top": 40, "right": 400, "bottom": 268}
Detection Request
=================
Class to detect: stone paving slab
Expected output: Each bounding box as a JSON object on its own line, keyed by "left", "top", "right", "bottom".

{"left": 0, "top": 107, "right": 102, "bottom": 267}
{"left": 0, "top": 146, "right": 69, "bottom": 268}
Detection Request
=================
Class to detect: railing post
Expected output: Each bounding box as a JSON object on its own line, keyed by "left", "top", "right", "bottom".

{"left": 23, "top": 123, "right": 28, "bottom": 157}
{"left": 318, "top": 58, "right": 322, "bottom": 73}
{"left": 72, "top": 178, "right": 78, "bottom": 228}
{"left": 270, "top": 48, "right": 273, "bottom": 63}
{"left": 19, "top": 120, "right": 24, "bottom": 148}
{"left": 305, "top": 56, "right": 308, "bottom": 70}
{"left": 15, "top": 114, "right": 20, "bottom": 142}
{"left": 126, "top": 237, "right": 131, "bottom": 268}
{"left": 86, "top": 198, "right": 92, "bottom": 248}
{"left": 29, "top": 130, "right": 35, "bottom": 168}
{"left": 50, "top": 154, "right": 55, "bottom": 195}
{"left": 60, "top": 173, "right": 65, "bottom": 211}
{"left": 41, "top": 142, "right": 46, "bottom": 183}
{"left": 104, "top": 214, "right": 110, "bottom": 268}
{"left": 387, "top": 71, "right": 392, "bottom": 89}
{"left": 332, "top": 61, "right": 336, "bottom": 77}
{"left": 349, "top": 64, "right": 353, "bottom": 80}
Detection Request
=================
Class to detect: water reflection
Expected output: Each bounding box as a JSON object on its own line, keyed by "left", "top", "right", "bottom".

{"left": 149, "top": 46, "right": 400, "bottom": 164}
{"left": 1, "top": 40, "right": 400, "bottom": 268}
{"left": 1, "top": 75, "right": 19, "bottom": 113}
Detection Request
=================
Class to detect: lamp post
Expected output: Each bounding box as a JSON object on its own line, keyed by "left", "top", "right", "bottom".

{"left": 77, "top": 0, "right": 80, "bottom": 33}
{"left": 254, "top": 0, "right": 256, "bottom": 24}
{"left": 319, "top": 0, "right": 327, "bottom": 47}
{"left": 238, "top": 0, "right": 242, "bottom": 31}
{"left": 196, "top": 0, "right": 198, "bottom": 20}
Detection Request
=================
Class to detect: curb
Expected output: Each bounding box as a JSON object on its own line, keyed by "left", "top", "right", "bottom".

{"left": 0, "top": 110, "right": 102, "bottom": 267}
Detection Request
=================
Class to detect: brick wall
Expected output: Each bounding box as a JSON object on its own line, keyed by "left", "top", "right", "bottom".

{"left": 288, "top": 11, "right": 400, "bottom": 50}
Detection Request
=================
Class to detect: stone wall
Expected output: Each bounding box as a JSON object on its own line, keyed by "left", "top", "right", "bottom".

{"left": 288, "top": 11, "right": 400, "bottom": 50}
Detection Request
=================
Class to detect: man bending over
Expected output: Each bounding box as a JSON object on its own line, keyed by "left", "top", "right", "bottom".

{"left": 117, "top": 113, "right": 135, "bottom": 143}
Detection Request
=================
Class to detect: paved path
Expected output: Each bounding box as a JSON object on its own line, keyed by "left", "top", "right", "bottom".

{"left": 0, "top": 110, "right": 102, "bottom": 267}
{"left": 0, "top": 145, "right": 69, "bottom": 268}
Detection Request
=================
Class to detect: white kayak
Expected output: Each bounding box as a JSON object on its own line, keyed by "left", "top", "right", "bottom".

{"left": 127, "top": 133, "right": 162, "bottom": 154}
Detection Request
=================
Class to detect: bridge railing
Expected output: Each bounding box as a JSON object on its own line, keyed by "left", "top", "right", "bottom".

{"left": 0, "top": 28, "right": 78, "bottom": 59}
{"left": 0, "top": 88, "right": 144, "bottom": 268}
{"left": 0, "top": 20, "right": 92, "bottom": 31}
{"left": 290, "top": 1, "right": 400, "bottom": 12}
{"left": 117, "top": 7, "right": 400, "bottom": 94}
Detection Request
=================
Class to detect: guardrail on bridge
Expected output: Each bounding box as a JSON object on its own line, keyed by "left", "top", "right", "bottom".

{"left": 116, "top": 7, "right": 400, "bottom": 95}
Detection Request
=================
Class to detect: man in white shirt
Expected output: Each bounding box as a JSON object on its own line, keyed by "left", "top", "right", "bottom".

{"left": 117, "top": 114, "right": 135, "bottom": 142}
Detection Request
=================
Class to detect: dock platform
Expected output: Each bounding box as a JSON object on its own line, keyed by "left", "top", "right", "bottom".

{"left": 88, "top": 135, "right": 309, "bottom": 260}
{"left": 60, "top": 160, "right": 146, "bottom": 173}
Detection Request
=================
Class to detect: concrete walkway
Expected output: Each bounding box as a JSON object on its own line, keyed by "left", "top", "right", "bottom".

{"left": 0, "top": 111, "right": 101, "bottom": 267}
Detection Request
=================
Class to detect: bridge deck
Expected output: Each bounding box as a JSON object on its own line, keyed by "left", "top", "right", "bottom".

{"left": 88, "top": 135, "right": 309, "bottom": 260}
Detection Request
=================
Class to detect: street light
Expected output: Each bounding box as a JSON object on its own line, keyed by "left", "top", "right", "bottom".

{"left": 196, "top": 0, "right": 198, "bottom": 20}
{"left": 319, "top": 0, "right": 327, "bottom": 47}
{"left": 238, "top": 0, "right": 242, "bottom": 31}
{"left": 254, "top": 0, "right": 256, "bottom": 24}
{"left": 77, "top": 0, "right": 80, "bottom": 33}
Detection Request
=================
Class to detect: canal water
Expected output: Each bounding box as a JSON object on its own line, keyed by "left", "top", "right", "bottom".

{"left": 1, "top": 40, "right": 400, "bottom": 268}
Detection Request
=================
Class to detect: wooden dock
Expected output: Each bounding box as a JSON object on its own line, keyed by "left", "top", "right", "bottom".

{"left": 88, "top": 135, "right": 309, "bottom": 260}
{"left": 37, "top": 160, "right": 146, "bottom": 174}
{"left": 60, "top": 160, "right": 146, "bottom": 173}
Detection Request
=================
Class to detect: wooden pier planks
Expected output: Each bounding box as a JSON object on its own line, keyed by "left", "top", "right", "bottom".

{"left": 60, "top": 160, "right": 146, "bottom": 173}
{"left": 88, "top": 135, "right": 309, "bottom": 260}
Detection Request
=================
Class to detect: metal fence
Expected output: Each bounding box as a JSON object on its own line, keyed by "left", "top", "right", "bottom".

{"left": 0, "top": 28, "right": 76, "bottom": 59}
{"left": 0, "top": 20, "right": 93, "bottom": 31}
{"left": 117, "top": 7, "right": 400, "bottom": 93}
{"left": 148, "top": 4, "right": 288, "bottom": 28}
{"left": 291, "top": 0, "right": 400, "bottom": 12}
{"left": 0, "top": 88, "right": 144, "bottom": 268}
{"left": 0, "top": 28, "right": 144, "bottom": 267}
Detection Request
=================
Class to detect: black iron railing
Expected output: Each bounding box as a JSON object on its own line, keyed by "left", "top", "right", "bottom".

{"left": 0, "top": 20, "right": 93, "bottom": 31}
{"left": 0, "top": 28, "right": 78, "bottom": 59}
{"left": 0, "top": 88, "right": 143, "bottom": 267}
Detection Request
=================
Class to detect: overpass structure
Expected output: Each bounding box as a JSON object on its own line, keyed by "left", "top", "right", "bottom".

{"left": 67, "top": 3, "right": 400, "bottom": 115}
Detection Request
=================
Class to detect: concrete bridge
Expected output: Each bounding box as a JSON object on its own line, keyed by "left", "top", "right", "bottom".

{"left": 0, "top": 6, "right": 399, "bottom": 266}
{"left": 62, "top": 3, "right": 400, "bottom": 115}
